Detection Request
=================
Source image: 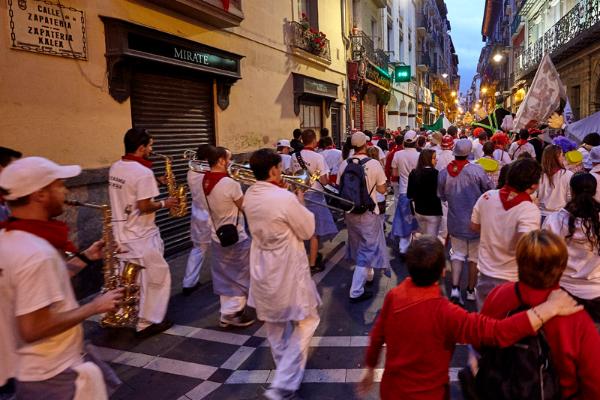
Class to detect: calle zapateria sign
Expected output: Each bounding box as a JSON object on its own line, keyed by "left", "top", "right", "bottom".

{"left": 7, "top": 0, "right": 87, "bottom": 60}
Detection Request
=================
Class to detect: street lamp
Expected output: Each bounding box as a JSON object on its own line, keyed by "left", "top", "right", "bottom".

{"left": 441, "top": 73, "right": 448, "bottom": 79}
{"left": 451, "top": 91, "right": 457, "bottom": 97}
{"left": 492, "top": 53, "right": 504, "bottom": 63}
{"left": 481, "top": 87, "right": 488, "bottom": 94}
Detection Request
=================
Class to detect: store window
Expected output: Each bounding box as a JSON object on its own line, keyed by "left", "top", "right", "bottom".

{"left": 300, "top": 101, "right": 322, "bottom": 131}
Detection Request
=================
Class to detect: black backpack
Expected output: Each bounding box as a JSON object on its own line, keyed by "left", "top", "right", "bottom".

{"left": 463, "top": 283, "right": 561, "bottom": 400}
{"left": 338, "top": 157, "right": 375, "bottom": 214}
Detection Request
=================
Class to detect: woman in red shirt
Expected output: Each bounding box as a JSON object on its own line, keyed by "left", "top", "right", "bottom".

{"left": 481, "top": 230, "right": 600, "bottom": 399}
{"left": 359, "top": 235, "right": 583, "bottom": 400}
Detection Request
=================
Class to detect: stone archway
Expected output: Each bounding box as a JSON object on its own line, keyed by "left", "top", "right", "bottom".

{"left": 408, "top": 101, "right": 416, "bottom": 129}
{"left": 399, "top": 99, "right": 408, "bottom": 128}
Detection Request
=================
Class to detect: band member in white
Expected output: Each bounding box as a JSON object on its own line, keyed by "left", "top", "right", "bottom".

{"left": 108, "top": 128, "right": 178, "bottom": 337}
{"left": 320, "top": 136, "right": 343, "bottom": 184}
{"left": 244, "top": 149, "right": 320, "bottom": 400}
{"left": 338, "top": 132, "right": 389, "bottom": 302}
{"left": 181, "top": 144, "right": 212, "bottom": 296}
{"left": 0, "top": 157, "right": 123, "bottom": 399}
{"left": 290, "top": 129, "right": 338, "bottom": 273}
{"left": 276, "top": 139, "right": 293, "bottom": 173}
{"left": 203, "top": 146, "right": 254, "bottom": 328}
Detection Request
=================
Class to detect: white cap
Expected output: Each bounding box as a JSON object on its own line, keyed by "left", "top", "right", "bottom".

{"left": 276, "top": 139, "right": 291, "bottom": 148}
{"left": 0, "top": 157, "right": 81, "bottom": 200}
{"left": 404, "top": 130, "right": 418, "bottom": 143}
{"left": 351, "top": 131, "right": 368, "bottom": 147}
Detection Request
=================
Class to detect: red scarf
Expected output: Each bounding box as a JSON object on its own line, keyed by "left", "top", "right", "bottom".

{"left": 517, "top": 139, "right": 528, "bottom": 146}
{"left": 499, "top": 185, "right": 532, "bottom": 210}
{"left": 203, "top": 171, "right": 229, "bottom": 196}
{"left": 268, "top": 180, "right": 286, "bottom": 188}
{"left": 1, "top": 218, "right": 77, "bottom": 253}
{"left": 447, "top": 160, "right": 469, "bottom": 177}
{"left": 122, "top": 154, "right": 153, "bottom": 169}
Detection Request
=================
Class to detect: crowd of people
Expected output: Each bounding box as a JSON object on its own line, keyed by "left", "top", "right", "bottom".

{"left": 1, "top": 118, "right": 600, "bottom": 399}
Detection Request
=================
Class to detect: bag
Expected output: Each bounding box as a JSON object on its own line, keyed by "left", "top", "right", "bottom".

{"left": 339, "top": 157, "right": 376, "bottom": 214}
{"left": 204, "top": 189, "right": 240, "bottom": 248}
{"left": 461, "top": 283, "right": 561, "bottom": 400}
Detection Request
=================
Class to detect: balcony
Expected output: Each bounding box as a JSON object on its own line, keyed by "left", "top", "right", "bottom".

{"left": 511, "top": 14, "right": 522, "bottom": 36}
{"left": 144, "top": 0, "right": 243, "bottom": 28}
{"left": 350, "top": 30, "right": 389, "bottom": 71}
{"left": 288, "top": 21, "right": 331, "bottom": 63}
{"left": 514, "top": 0, "right": 600, "bottom": 80}
{"left": 417, "top": 51, "right": 430, "bottom": 71}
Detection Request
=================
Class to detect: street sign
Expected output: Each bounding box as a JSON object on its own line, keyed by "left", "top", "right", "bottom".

{"left": 394, "top": 65, "right": 411, "bottom": 82}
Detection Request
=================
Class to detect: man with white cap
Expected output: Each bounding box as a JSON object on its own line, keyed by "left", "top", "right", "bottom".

{"left": 0, "top": 157, "right": 123, "bottom": 399}
{"left": 337, "top": 132, "right": 389, "bottom": 302}
{"left": 438, "top": 139, "right": 494, "bottom": 305}
{"left": 391, "top": 130, "right": 420, "bottom": 255}
{"left": 276, "top": 139, "right": 292, "bottom": 173}
{"left": 108, "top": 127, "right": 179, "bottom": 337}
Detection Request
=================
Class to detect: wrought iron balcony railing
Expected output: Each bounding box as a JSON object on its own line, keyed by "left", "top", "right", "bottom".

{"left": 350, "top": 30, "right": 389, "bottom": 71}
{"left": 288, "top": 21, "right": 331, "bottom": 62}
{"left": 514, "top": 0, "right": 600, "bottom": 79}
{"left": 511, "top": 14, "right": 522, "bottom": 36}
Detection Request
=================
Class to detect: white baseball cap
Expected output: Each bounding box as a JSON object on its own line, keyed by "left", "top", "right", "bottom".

{"left": 404, "top": 130, "right": 418, "bottom": 143}
{"left": 276, "top": 139, "right": 291, "bottom": 148}
{"left": 351, "top": 131, "right": 368, "bottom": 147}
{"left": 0, "top": 156, "right": 81, "bottom": 200}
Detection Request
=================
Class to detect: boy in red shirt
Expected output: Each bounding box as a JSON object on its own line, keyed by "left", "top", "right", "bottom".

{"left": 359, "top": 236, "right": 582, "bottom": 400}
{"left": 481, "top": 230, "right": 600, "bottom": 399}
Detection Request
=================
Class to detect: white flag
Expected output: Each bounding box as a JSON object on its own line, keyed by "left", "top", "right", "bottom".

{"left": 513, "top": 54, "right": 566, "bottom": 130}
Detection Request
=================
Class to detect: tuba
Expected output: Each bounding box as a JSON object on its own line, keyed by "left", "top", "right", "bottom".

{"left": 153, "top": 152, "right": 188, "bottom": 218}
{"left": 66, "top": 200, "right": 144, "bottom": 328}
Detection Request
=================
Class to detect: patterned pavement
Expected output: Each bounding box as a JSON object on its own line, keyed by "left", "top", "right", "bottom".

{"left": 85, "top": 214, "right": 468, "bottom": 400}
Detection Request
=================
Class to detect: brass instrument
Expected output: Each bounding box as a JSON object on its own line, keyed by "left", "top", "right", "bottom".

{"left": 183, "top": 149, "right": 210, "bottom": 173}
{"left": 227, "top": 162, "right": 355, "bottom": 212}
{"left": 153, "top": 152, "right": 188, "bottom": 217}
{"left": 65, "top": 200, "right": 144, "bottom": 328}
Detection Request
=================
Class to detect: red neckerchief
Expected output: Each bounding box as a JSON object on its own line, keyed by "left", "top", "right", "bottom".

{"left": 517, "top": 139, "right": 528, "bottom": 146}
{"left": 447, "top": 160, "right": 469, "bottom": 177}
{"left": 499, "top": 185, "right": 532, "bottom": 210}
{"left": 367, "top": 141, "right": 373, "bottom": 147}
{"left": 268, "top": 180, "right": 286, "bottom": 188}
{"left": 548, "top": 167, "right": 563, "bottom": 178}
{"left": 1, "top": 218, "right": 77, "bottom": 253}
{"left": 122, "top": 154, "right": 153, "bottom": 169}
{"left": 303, "top": 147, "right": 317, "bottom": 152}
{"left": 203, "top": 171, "right": 229, "bottom": 196}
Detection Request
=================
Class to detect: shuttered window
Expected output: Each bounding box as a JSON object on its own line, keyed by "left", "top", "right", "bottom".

{"left": 131, "top": 70, "right": 215, "bottom": 256}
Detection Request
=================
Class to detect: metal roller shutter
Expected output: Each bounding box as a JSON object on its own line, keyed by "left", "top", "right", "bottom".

{"left": 363, "top": 91, "right": 377, "bottom": 132}
{"left": 131, "top": 70, "right": 215, "bottom": 256}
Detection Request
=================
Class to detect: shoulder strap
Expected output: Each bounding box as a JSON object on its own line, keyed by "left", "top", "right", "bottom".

{"left": 203, "top": 182, "right": 240, "bottom": 227}
{"left": 295, "top": 151, "right": 308, "bottom": 170}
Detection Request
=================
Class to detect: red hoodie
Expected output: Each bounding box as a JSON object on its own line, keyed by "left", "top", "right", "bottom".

{"left": 481, "top": 282, "right": 600, "bottom": 400}
{"left": 365, "top": 278, "right": 534, "bottom": 400}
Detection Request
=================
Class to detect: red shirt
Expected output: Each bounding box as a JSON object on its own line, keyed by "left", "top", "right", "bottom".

{"left": 481, "top": 282, "right": 600, "bottom": 400}
{"left": 365, "top": 278, "right": 534, "bottom": 400}
{"left": 385, "top": 146, "right": 402, "bottom": 182}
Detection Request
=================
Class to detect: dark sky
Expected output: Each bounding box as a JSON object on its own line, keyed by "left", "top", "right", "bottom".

{"left": 445, "top": 0, "right": 486, "bottom": 96}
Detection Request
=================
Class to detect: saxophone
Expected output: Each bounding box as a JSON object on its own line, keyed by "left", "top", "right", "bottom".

{"left": 153, "top": 152, "right": 188, "bottom": 218}
{"left": 65, "top": 200, "right": 144, "bottom": 328}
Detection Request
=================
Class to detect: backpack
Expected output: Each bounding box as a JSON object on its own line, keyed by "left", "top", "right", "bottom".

{"left": 338, "top": 157, "right": 375, "bottom": 214}
{"left": 465, "top": 283, "right": 562, "bottom": 400}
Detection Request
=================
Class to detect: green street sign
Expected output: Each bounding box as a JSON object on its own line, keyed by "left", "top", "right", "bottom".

{"left": 394, "top": 65, "right": 411, "bottom": 82}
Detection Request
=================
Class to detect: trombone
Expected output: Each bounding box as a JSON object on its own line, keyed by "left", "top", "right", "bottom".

{"left": 183, "top": 149, "right": 210, "bottom": 173}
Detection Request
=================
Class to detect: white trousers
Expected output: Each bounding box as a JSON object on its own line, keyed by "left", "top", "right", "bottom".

{"left": 265, "top": 310, "right": 320, "bottom": 391}
{"left": 220, "top": 295, "right": 246, "bottom": 315}
{"left": 119, "top": 234, "right": 171, "bottom": 330}
{"left": 415, "top": 213, "right": 442, "bottom": 237}
{"left": 182, "top": 242, "right": 210, "bottom": 288}
{"left": 350, "top": 267, "right": 375, "bottom": 298}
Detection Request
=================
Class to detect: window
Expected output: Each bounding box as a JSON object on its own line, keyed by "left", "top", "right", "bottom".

{"left": 299, "top": 0, "right": 319, "bottom": 29}
{"left": 371, "top": 19, "right": 377, "bottom": 44}
{"left": 299, "top": 101, "right": 322, "bottom": 131}
{"left": 387, "top": 25, "right": 393, "bottom": 53}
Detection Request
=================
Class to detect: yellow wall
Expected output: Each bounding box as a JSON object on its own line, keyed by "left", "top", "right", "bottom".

{"left": 0, "top": 0, "right": 347, "bottom": 168}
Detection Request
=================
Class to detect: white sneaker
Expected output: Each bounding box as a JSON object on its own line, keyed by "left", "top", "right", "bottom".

{"left": 466, "top": 289, "right": 476, "bottom": 302}
{"left": 450, "top": 287, "right": 463, "bottom": 305}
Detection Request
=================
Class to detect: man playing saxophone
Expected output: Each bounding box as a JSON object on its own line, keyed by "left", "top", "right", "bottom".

{"left": 108, "top": 128, "right": 178, "bottom": 337}
{"left": 0, "top": 157, "right": 124, "bottom": 399}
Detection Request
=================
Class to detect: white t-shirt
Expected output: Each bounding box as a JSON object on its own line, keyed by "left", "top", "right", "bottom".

{"left": 279, "top": 153, "right": 292, "bottom": 173}
{"left": 472, "top": 140, "right": 484, "bottom": 160}
{"left": 108, "top": 160, "right": 160, "bottom": 243}
{"left": 291, "top": 149, "right": 329, "bottom": 190}
{"left": 349, "top": 145, "right": 386, "bottom": 162}
{"left": 508, "top": 141, "right": 536, "bottom": 160}
{"left": 391, "top": 148, "right": 419, "bottom": 194}
{"left": 493, "top": 149, "right": 512, "bottom": 166}
{"left": 543, "top": 209, "right": 600, "bottom": 299}
{"left": 0, "top": 230, "right": 83, "bottom": 382}
{"left": 472, "top": 190, "right": 541, "bottom": 281}
{"left": 321, "top": 148, "right": 343, "bottom": 176}
{"left": 337, "top": 154, "right": 387, "bottom": 215}
{"left": 435, "top": 150, "right": 454, "bottom": 172}
{"left": 206, "top": 177, "right": 248, "bottom": 243}
{"left": 535, "top": 169, "right": 573, "bottom": 216}
{"left": 187, "top": 170, "right": 211, "bottom": 244}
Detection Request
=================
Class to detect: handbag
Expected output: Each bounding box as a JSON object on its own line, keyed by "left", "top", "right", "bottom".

{"left": 204, "top": 189, "right": 240, "bottom": 247}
